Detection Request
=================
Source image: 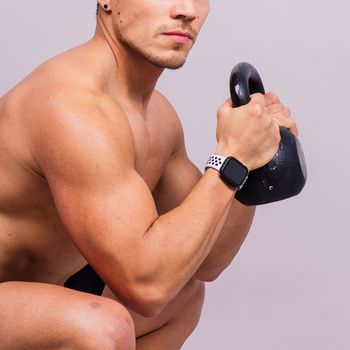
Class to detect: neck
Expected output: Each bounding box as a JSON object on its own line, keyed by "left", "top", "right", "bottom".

{"left": 93, "top": 13, "right": 164, "bottom": 114}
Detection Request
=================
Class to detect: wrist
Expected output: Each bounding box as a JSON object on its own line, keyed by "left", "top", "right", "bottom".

{"left": 204, "top": 167, "right": 238, "bottom": 193}
{"left": 215, "top": 142, "right": 233, "bottom": 157}
{"left": 215, "top": 144, "right": 251, "bottom": 171}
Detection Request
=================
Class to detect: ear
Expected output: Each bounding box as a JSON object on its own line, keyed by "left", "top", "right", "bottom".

{"left": 97, "top": 0, "right": 112, "bottom": 13}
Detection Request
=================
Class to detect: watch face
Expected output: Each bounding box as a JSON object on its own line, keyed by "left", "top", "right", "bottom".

{"left": 220, "top": 157, "right": 248, "bottom": 188}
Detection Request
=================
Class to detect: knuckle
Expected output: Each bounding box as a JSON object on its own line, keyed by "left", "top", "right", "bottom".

{"left": 217, "top": 104, "right": 229, "bottom": 118}
{"left": 251, "top": 92, "right": 264, "bottom": 100}
{"left": 272, "top": 92, "right": 279, "bottom": 101}
{"left": 267, "top": 92, "right": 279, "bottom": 105}
{"left": 295, "top": 125, "right": 300, "bottom": 136}
{"left": 285, "top": 118, "right": 296, "bottom": 131}
{"left": 216, "top": 110, "right": 224, "bottom": 122}
{"left": 249, "top": 101, "right": 264, "bottom": 117}
{"left": 275, "top": 129, "right": 282, "bottom": 144}
{"left": 217, "top": 106, "right": 224, "bottom": 117}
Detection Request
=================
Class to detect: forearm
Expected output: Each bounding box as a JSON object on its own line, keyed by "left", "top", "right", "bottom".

{"left": 143, "top": 168, "right": 235, "bottom": 300}
{"left": 194, "top": 201, "right": 256, "bottom": 281}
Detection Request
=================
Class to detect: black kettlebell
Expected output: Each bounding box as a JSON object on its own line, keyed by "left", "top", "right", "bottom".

{"left": 230, "top": 62, "right": 307, "bottom": 206}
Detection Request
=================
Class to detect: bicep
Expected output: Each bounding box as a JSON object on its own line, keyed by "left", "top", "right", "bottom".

{"left": 51, "top": 169, "right": 158, "bottom": 258}
{"left": 153, "top": 144, "right": 203, "bottom": 215}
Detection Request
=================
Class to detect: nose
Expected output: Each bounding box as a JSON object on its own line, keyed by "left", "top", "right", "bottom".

{"left": 170, "top": 0, "right": 197, "bottom": 22}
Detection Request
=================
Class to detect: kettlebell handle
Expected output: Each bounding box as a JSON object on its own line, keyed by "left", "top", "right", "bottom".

{"left": 230, "top": 62, "right": 265, "bottom": 107}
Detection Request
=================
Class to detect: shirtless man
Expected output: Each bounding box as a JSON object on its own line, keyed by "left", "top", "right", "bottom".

{"left": 0, "top": 1, "right": 298, "bottom": 349}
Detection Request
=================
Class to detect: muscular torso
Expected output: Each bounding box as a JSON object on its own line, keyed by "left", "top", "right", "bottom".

{"left": 0, "top": 47, "right": 176, "bottom": 287}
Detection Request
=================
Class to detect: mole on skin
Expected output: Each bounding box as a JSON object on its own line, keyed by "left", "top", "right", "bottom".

{"left": 90, "top": 302, "right": 101, "bottom": 309}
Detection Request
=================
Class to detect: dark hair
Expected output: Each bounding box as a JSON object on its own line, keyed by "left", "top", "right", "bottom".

{"left": 96, "top": 4, "right": 99, "bottom": 15}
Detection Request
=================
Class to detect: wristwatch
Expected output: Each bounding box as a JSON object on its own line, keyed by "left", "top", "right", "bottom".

{"left": 205, "top": 155, "right": 249, "bottom": 190}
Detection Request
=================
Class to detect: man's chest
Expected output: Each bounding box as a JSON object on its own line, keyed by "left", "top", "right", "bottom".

{"left": 126, "top": 108, "right": 176, "bottom": 192}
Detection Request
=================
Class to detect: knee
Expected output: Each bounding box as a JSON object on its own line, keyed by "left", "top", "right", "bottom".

{"left": 70, "top": 297, "right": 135, "bottom": 350}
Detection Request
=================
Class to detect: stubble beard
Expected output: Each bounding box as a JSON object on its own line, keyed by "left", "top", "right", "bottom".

{"left": 151, "top": 59, "right": 186, "bottom": 70}
{"left": 142, "top": 45, "right": 188, "bottom": 70}
{"left": 114, "top": 28, "right": 190, "bottom": 70}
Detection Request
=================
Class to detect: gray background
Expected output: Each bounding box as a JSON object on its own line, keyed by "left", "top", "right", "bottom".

{"left": 1, "top": 1, "right": 349, "bottom": 349}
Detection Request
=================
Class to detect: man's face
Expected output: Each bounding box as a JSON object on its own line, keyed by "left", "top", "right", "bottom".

{"left": 109, "top": 0, "right": 210, "bottom": 69}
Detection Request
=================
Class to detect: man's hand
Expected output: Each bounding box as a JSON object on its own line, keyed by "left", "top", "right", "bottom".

{"left": 216, "top": 93, "right": 280, "bottom": 171}
{"left": 216, "top": 92, "right": 298, "bottom": 172}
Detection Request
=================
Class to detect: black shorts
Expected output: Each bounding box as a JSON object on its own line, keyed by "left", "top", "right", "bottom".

{"left": 64, "top": 264, "right": 105, "bottom": 296}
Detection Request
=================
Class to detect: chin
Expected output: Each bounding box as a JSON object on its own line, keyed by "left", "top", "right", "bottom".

{"left": 145, "top": 51, "right": 188, "bottom": 70}
{"left": 152, "top": 58, "right": 187, "bottom": 70}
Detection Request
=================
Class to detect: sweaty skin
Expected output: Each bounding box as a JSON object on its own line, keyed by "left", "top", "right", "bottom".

{"left": 0, "top": 1, "right": 297, "bottom": 348}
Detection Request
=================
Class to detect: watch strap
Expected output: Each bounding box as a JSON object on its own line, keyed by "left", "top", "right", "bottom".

{"left": 205, "top": 155, "right": 227, "bottom": 171}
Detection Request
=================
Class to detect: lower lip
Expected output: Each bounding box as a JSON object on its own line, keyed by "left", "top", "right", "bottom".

{"left": 164, "top": 34, "right": 191, "bottom": 44}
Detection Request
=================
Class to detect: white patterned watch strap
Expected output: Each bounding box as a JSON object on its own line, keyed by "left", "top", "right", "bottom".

{"left": 205, "top": 155, "right": 227, "bottom": 171}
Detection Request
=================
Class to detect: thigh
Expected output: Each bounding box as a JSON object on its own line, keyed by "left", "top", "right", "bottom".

{"left": 0, "top": 281, "right": 132, "bottom": 350}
